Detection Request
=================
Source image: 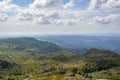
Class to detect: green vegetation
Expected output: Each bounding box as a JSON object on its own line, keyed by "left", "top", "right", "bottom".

{"left": 0, "top": 38, "right": 120, "bottom": 80}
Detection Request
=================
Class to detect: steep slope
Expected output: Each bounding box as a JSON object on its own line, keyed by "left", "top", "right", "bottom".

{"left": 0, "top": 60, "right": 14, "bottom": 69}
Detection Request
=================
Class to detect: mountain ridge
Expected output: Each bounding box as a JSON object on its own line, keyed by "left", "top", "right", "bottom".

{"left": 36, "top": 35, "right": 120, "bottom": 52}
{"left": 0, "top": 37, "right": 62, "bottom": 53}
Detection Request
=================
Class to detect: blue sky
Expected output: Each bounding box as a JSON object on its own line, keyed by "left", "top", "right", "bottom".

{"left": 12, "top": 0, "right": 34, "bottom": 6}
{"left": 0, "top": 0, "right": 120, "bottom": 35}
{"left": 12, "top": 0, "right": 90, "bottom": 9}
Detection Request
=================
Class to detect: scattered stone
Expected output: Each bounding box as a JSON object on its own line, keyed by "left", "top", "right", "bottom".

{"left": 24, "top": 78, "right": 31, "bottom": 80}
{"left": 68, "top": 73, "right": 75, "bottom": 76}
{"left": 66, "top": 72, "right": 75, "bottom": 77}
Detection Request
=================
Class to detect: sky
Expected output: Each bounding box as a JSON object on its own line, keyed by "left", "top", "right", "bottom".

{"left": 0, "top": 0, "right": 120, "bottom": 35}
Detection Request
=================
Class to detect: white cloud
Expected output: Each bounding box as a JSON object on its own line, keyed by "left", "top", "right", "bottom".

{"left": 101, "top": 0, "right": 120, "bottom": 9}
{"left": 88, "top": 0, "right": 106, "bottom": 10}
{"left": 49, "top": 18, "right": 77, "bottom": 25}
{"left": 15, "top": 0, "right": 83, "bottom": 25}
{"left": 63, "top": 0, "right": 75, "bottom": 9}
{"left": 89, "top": 14, "right": 120, "bottom": 24}
{"left": 88, "top": 0, "right": 120, "bottom": 10}
{"left": 17, "top": 8, "right": 83, "bottom": 25}
{"left": 29, "top": 0, "right": 62, "bottom": 9}
{"left": 0, "top": 0, "right": 21, "bottom": 12}
{"left": 0, "top": 13, "right": 8, "bottom": 22}
{"left": 88, "top": 0, "right": 98, "bottom": 10}
{"left": 34, "top": 16, "right": 50, "bottom": 24}
{"left": 17, "top": 9, "right": 33, "bottom": 21}
{"left": 0, "top": 0, "right": 119, "bottom": 27}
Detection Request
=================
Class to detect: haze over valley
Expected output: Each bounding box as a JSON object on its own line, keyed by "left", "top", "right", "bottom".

{"left": 0, "top": 0, "right": 120, "bottom": 80}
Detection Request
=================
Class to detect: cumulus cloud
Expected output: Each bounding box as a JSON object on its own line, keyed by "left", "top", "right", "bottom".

{"left": 29, "top": 0, "right": 62, "bottom": 9}
{"left": 0, "top": 13, "right": 8, "bottom": 22}
{"left": 16, "top": 0, "right": 84, "bottom": 25}
{"left": 63, "top": 0, "right": 75, "bottom": 9}
{"left": 101, "top": 0, "right": 120, "bottom": 9}
{"left": 17, "top": 8, "right": 83, "bottom": 25}
{"left": 17, "top": 9, "right": 33, "bottom": 21}
{"left": 49, "top": 18, "right": 78, "bottom": 25}
{"left": 0, "top": 0, "right": 21, "bottom": 12}
{"left": 88, "top": 0, "right": 106, "bottom": 10}
{"left": 0, "top": 0, "right": 119, "bottom": 26}
{"left": 89, "top": 14, "right": 120, "bottom": 24}
{"left": 88, "top": 0, "right": 120, "bottom": 10}
{"left": 29, "top": 0, "right": 76, "bottom": 9}
{"left": 88, "top": 0, "right": 98, "bottom": 10}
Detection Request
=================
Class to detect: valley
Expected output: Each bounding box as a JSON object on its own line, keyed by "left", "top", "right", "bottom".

{"left": 0, "top": 37, "right": 120, "bottom": 80}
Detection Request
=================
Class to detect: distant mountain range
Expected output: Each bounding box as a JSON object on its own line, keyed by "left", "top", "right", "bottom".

{"left": 1, "top": 35, "right": 120, "bottom": 53}
{"left": 36, "top": 35, "right": 120, "bottom": 53}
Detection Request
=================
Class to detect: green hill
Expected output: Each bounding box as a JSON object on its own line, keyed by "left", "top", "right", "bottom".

{"left": 0, "top": 37, "right": 63, "bottom": 62}
{"left": 0, "top": 37, "right": 62, "bottom": 53}
{"left": 85, "top": 49, "right": 120, "bottom": 65}
{"left": 86, "top": 49, "right": 118, "bottom": 58}
{"left": 0, "top": 38, "right": 120, "bottom": 80}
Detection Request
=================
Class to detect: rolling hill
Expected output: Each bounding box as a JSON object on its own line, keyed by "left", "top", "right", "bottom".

{"left": 0, "top": 37, "right": 120, "bottom": 80}
{"left": 0, "top": 37, "right": 63, "bottom": 62}
{"left": 0, "top": 37, "right": 62, "bottom": 53}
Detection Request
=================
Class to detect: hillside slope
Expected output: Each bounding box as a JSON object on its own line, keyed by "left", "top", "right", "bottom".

{"left": 0, "top": 37, "right": 62, "bottom": 53}
{"left": 0, "top": 37, "right": 63, "bottom": 62}
{"left": 0, "top": 37, "right": 119, "bottom": 80}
